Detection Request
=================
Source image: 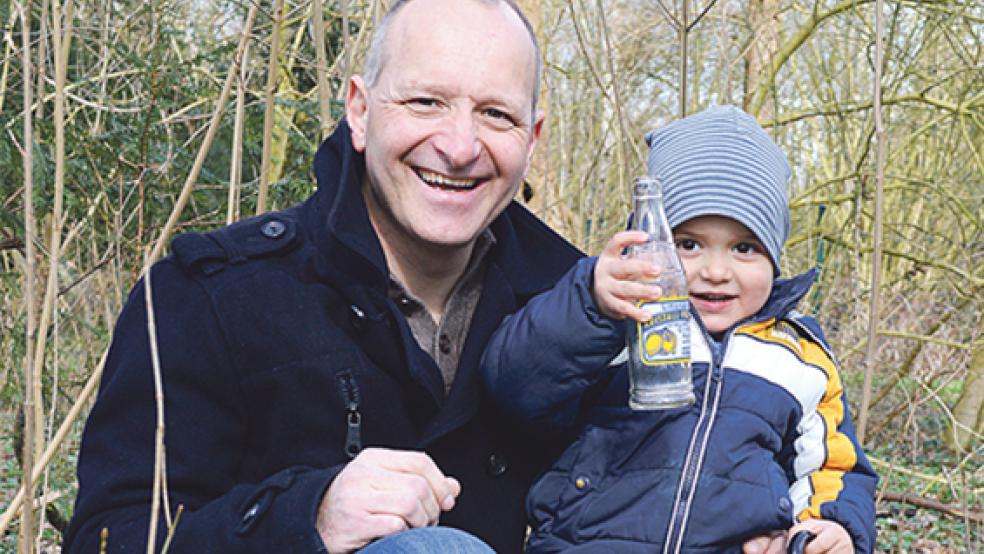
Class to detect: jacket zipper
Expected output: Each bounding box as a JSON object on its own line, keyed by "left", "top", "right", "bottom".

{"left": 336, "top": 371, "right": 363, "bottom": 459}
{"left": 662, "top": 327, "right": 729, "bottom": 554}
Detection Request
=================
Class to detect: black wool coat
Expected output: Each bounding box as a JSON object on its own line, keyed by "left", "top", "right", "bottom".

{"left": 63, "top": 120, "right": 582, "bottom": 553}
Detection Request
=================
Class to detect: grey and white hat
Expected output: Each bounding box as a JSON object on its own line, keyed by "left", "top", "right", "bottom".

{"left": 645, "top": 105, "right": 791, "bottom": 275}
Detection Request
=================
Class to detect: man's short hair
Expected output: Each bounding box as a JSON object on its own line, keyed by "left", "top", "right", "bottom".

{"left": 361, "top": 0, "right": 543, "bottom": 119}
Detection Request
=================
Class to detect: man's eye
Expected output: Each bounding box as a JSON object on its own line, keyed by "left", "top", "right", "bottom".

{"left": 676, "top": 238, "right": 699, "bottom": 251}
{"left": 484, "top": 108, "right": 507, "bottom": 119}
{"left": 482, "top": 108, "right": 517, "bottom": 128}
{"left": 408, "top": 97, "right": 439, "bottom": 108}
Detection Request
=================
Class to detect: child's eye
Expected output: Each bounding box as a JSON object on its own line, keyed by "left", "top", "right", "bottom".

{"left": 734, "top": 242, "right": 760, "bottom": 255}
{"left": 676, "top": 238, "right": 699, "bottom": 251}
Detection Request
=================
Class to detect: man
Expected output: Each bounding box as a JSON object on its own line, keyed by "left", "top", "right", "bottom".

{"left": 63, "top": 0, "right": 581, "bottom": 552}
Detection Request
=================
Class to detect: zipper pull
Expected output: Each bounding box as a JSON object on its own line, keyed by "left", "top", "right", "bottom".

{"left": 337, "top": 371, "right": 363, "bottom": 459}
{"left": 345, "top": 402, "right": 362, "bottom": 459}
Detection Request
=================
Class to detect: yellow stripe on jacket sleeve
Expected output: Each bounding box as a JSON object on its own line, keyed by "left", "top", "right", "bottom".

{"left": 797, "top": 342, "right": 857, "bottom": 521}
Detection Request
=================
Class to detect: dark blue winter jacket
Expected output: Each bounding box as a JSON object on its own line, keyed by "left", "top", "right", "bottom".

{"left": 482, "top": 257, "right": 878, "bottom": 553}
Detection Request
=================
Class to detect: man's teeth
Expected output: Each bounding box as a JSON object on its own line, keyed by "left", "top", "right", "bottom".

{"left": 418, "top": 170, "right": 476, "bottom": 189}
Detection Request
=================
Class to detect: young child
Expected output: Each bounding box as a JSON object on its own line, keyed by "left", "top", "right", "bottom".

{"left": 482, "top": 106, "right": 878, "bottom": 553}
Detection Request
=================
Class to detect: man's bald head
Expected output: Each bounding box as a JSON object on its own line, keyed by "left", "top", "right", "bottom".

{"left": 361, "top": 0, "right": 543, "bottom": 118}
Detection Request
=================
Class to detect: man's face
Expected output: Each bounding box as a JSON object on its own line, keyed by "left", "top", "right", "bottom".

{"left": 673, "top": 216, "right": 775, "bottom": 338}
{"left": 346, "top": 0, "right": 542, "bottom": 255}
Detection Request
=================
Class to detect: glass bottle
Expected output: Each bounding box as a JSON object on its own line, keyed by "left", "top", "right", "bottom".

{"left": 626, "top": 176, "right": 695, "bottom": 410}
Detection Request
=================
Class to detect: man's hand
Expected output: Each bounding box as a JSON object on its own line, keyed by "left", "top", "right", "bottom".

{"left": 593, "top": 231, "right": 663, "bottom": 322}
{"left": 788, "top": 519, "right": 853, "bottom": 554}
{"left": 316, "top": 448, "right": 461, "bottom": 554}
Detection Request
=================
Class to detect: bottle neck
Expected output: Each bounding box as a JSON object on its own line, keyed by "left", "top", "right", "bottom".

{"left": 633, "top": 193, "right": 662, "bottom": 218}
{"left": 635, "top": 193, "right": 670, "bottom": 229}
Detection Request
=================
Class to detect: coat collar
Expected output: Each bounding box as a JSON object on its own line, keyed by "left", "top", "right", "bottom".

{"left": 757, "top": 267, "right": 819, "bottom": 321}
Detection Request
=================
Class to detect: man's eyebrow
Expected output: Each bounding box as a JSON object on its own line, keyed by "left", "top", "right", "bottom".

{"left": 410, "top": 81, "right": 525, "bottom": 108}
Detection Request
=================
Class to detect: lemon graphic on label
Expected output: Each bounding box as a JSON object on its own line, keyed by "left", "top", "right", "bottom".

{"left": 645, "top": 329, "right": 677, "bottom": 358}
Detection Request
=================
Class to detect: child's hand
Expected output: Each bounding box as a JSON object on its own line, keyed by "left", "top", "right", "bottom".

{"left": 787, "top": 519, "right": 853, "bottom": 554}
{"left": 592, "top": 231, "right": 663, "bottom": 322}
{"left": 742, "top": 531, "right": 786, "bottom": 554}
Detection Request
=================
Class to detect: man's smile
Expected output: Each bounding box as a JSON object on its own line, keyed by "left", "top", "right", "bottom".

{"left": 415, "top": 168, "right": 484, "bottom": 190}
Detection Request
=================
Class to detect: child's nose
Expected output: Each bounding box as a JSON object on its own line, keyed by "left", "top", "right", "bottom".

{"left": 698, "top": 254, "right": 732, "bottom": 282}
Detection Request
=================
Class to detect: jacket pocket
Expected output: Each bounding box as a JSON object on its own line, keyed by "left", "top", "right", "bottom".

{"left": 527, "top": 423, "right": 611, "bottom": 537}
{"left": 572, "top": 467, "right": 679, "bottom": 544}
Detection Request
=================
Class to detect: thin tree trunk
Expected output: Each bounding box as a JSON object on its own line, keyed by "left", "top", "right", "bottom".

{"left": 857, "top": 0, "right": 886, "bottom": 444}
{"left": 227, "top": 41, "right": 248, "bottom": 225}
{"left": 91, "top": 0, "right": 112, "bottom": 136}
{"left": 143, "top": 249, "right": 167, "bottom": 554}
{"left": 19, "top": 0, "right": 37, "bottom": 550}
{"left": 678, "top": 0, "right": 688, "bottom": 118}
{"left": 28, "top": 1, "right": 74, "bottom": 542}
{"left": 33, "top": 0, "right": 48, "bottom": 124}
{"left": 257, "top": 0, "right": 286, "bottom": 216}
{"left": 311, "top": 0, "right": 332, "bottom": 139}
{"left": 341, "top": 0, "right": 350, "bottom": 89}
{"left": 743, "top": 0, "right": 780, "bottom": 121}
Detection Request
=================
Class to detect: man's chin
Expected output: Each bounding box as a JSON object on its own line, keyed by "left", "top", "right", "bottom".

{"left": 411, "top": 227, "right": 485, "bottom": 253}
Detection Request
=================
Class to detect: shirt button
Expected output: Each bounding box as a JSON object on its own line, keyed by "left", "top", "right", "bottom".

{"left": 260, "top": 219, "right": 286, "bottom": 239}
{"left": 438, "top": 333, "right": 451, "bottom": 354}
{"left": 574, "top": 476, "right": 590, "bottom": 490}
{"left": 486, "top": 453, "right": 508, "bottom": 477}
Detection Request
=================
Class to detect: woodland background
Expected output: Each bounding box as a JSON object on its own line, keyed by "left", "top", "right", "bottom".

{"left": 0, "top": 0, "right": 981, "bottom": 552}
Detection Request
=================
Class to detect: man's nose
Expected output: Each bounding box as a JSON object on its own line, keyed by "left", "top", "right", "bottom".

{"left": 433, "top": 111, "right": 481, "bottom": 167}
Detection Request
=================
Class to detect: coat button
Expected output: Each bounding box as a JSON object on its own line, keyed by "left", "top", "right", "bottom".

{"left": 349, "top": 305, "right": 366, "bottom": 331}
{"left": 242, "top": 503, "right": 259, "bottom": 523}
{"left": 574, "top": 476, "right": 590, "bottom": 490}
{"left": 778, "top": 497, "right": 792, "bottom": 512}
{"left": 486, "top": 453, "right": 508, "bottom": 477}
{"left": 260, "top": 219, "right": 286, "bottom": 239}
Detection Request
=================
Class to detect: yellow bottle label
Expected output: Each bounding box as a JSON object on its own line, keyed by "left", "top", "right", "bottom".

{"left": 636, "top": 297, "right": 690, "bottom": 366}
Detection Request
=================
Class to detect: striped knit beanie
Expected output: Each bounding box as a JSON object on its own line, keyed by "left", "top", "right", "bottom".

{"left": 645, "top": 105, "right": 791, "bottom": 276}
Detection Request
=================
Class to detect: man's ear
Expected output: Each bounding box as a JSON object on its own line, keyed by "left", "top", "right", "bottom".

{"left": 346, "top": 76, "right": 369, "bottom": 152}
{"left": 525, "top": 109, "right": 545, "bottom": 165}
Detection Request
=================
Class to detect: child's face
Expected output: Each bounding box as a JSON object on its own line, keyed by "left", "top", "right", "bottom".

{"left": 674, "top": 215, "right": 775, "bottom": 338}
